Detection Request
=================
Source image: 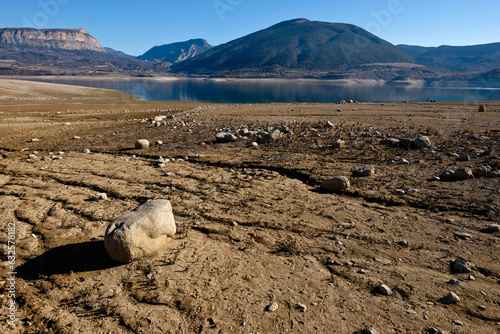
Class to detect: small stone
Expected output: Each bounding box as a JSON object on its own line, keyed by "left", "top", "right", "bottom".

{"left": 487, "top": 170, "right": 500, "bottom": 178}
{"left": 455, "top": 232, "right": 471, "bottom": 240}
{"left": 363, "top": 327, "right": 380, "bottom": 334}
{"left": 83, "top": 148, "right": 91, "bottom": 154}
{"left": 28, "top": 154, "right": 38, "bottom": 159}
{"left": 428, "top": 328, "right": 439, "bottom": 334}
{"left": 486, "top": 224, "right": 500, "bottom": 233}
{"left": 296, "top": 302, "right": 307, "bottom": 312}
{"left": 440, "top": 169, "right": 455, "bottom": 180}
{"left": 454, "top": 167, "right": 474, "bottom": 180}
{"left": 28, "top": 138, "right": 39, "bottom": 142}
{"left": 216, "top": 132, "right": 238, "bottom": 143}
{"left": 72, "top": 136, "right": 80, "bottom": 140}
{"left": 380, "top": 138, "right": 399, "bottom": 146}
{"left": 332, "top": 139, "right": 346, "bottom": 148}
{"left": 93, "top": 193, "right": 108, "bottom": 201}
{"left": 413, "top": 136, "right": 432, "bottom": 149}
{"left": 452, "top": 319, "right": 463, "bottom": 326}
{"left": 472, "top": 165, "right": 491, "bottom": 177}
{"left": 164, "top": 172, "right": 176, "bottom": 177}
{"left": 441, "top": 291, "right": 460, "bottom": 304}
{"left": 398, "top": 240, "right": 408, "bottom": 247}
{"left": 267, "top": 302, "right": 279, "bottom": 312}
{"left": 321, "top": 176, "right": 350, "bottom": 192}
{"left": 135, "top": 139, "right": 150, "bottom": 149}
{"left": 446, "top": 279, "right": 461, "bottom": 286}
{"left": 450, "top": 258, "right": 471, "bottom": 273}
{"left": 340, "top": 221, "right": 356, "bottom": 229}
{"left": 354, "top": 165, "right": 375, "bottom": 177}
{"left": 399, "top": 138, "right": 413, "bottom": 149}
{"left": 466, "top": 275, "right": 475, "bottom": 281}
{"left": 399, "top": 158, "right": 410, "bottom": 165}
{"left": 326, "top": 121, "right": 334, "bottom": 128}
{"left": 457, "top": 154, "right": 470, "bottom": 162}
{"left": 377, "top": 284, "right": 392, "bottom": 296}
{"left": 478, "top": 305, "right": 486, "bottom": 310}
{"left": 155, "top": 140, "right": 163, "bottom": 146}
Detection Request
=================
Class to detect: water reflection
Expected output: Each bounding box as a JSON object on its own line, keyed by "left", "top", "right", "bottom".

{"left": 26, "top": 77, "right": 500, "bottom": 103}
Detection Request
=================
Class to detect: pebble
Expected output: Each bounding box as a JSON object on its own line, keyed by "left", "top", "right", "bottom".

{"left": 450, "top": 258, "right": 471, "bottom": 273}
{"left": 454, "top": 167, "right": 474, "bottom": 180}
{"left": 466, "top": 275, "right": 475, "bottom": 281}
{"left": 441, "top": 291, "right": 460, "bottom": 304}
{"left": 93, "top": 193, "right": 108, "bottom": 201}
{"left": 296, "top": 302, "right": 307, "bottom": 312}
{"left": 332, "top": 139, "right": 346, "bottom": 148}
{"left": 28, "top": 138, "right": 39, "bottom": 142}
{"left": 321, "top": 176, "right": 350, "bottom": 192}
{"left": 457, "top": 154, "right": 470, "bottom": 161}
{"left": 454, "top": 232, "right": 471, "bottom": 240}
{"left": 377, "top": 284, "right": 392, "bottom": 296}
{"left": 73, "top": 136, "right": 80, "bottom": 140}
{"left": 399, "top": 158, "right": 410, "bottom": 165}
{"left": 413, "top": 135, "right": 432, "bottom": 149}
{"left": 486, "top": 224, "right": 500, "bottom": 233}
{"left": 135, "top": 139, "right": 150, "bottom": 149}
{"left": 164, "top": 172, "right": 176, "bottom": 177}
{"left": 83, "top": 148, "right": 91, "bottom": 154}
{"left": 326, "top": 121, "right": 334, "bottom": 128}
{"left": 155, "top": 140, "right": 163, "bottom": 145}
{"left": 355, "top": 165, "right": 375, "bottom": 177}
{"left": 364, "top": 327, "right": 380, "bottom": 334}
{"left": 267, "top": 302, "right": 279, "bottom": 312}
{"left": 446, "top": 279, "right": 461, "bottom": 286}
{"left": 340, "top": 221, "right": 356, "bottom": 229}
{"left": 478, "top": 305, "right": 486, "bottom": 310}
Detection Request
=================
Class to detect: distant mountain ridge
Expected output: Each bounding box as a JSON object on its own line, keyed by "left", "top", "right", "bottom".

{"left": 0, "top": 28, "right": 104, "bottom": 52}
{"left": 397, "top": 42, "right": 500, "bottom": 72}
{"left": 171, "top": 19, "right": 416, "bottom": 76}
{"left": 137, "top": 39, "right": 213, "bottom": 63}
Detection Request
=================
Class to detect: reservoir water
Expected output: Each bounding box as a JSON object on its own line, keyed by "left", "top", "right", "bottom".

{"left": 26, "top": 77, "right": 500, "bottom": 103}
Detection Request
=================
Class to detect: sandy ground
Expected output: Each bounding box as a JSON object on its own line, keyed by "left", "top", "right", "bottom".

{"left": 0, "top": 79, "right": 499, "bottom": 334}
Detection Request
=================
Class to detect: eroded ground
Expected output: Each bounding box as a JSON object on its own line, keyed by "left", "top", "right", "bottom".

{"left": 0, "top": 79, "right": 499, "bottom": 333}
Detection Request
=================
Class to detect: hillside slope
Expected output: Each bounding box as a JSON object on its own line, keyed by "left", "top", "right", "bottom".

{"left": 171, "top": 19, "right": 416, "bottom": 76}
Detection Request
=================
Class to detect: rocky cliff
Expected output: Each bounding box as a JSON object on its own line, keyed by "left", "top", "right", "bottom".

{"left": 0, "top": 28, "right": 105, "bottom": 52}
{"left": 137, "top": 39, "right": 213, "bottom": 63}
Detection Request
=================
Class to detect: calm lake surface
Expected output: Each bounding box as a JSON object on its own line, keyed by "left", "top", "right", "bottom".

{"left": 27, "top": 77, "right": 500, "bottom": 103}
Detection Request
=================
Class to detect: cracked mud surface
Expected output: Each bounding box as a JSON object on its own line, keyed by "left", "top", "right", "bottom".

{"left": 0, "top": 79, "right": 499, "bottom": 333}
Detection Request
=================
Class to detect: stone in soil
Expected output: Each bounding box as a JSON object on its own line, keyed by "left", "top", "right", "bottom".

{"left": 104, "top": 199, "right": 176, "bottom": 262}
{"left": 450, "top": 258, "right": 471, "bottom": 273}
{"left": 321, "top": 176, "right": 350, "bottom": 192}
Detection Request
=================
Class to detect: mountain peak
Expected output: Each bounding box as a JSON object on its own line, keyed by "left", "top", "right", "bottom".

{"left": 172, "top": 19, "right": 414, "bottom": 76}
{"left": 137, "top": 39, "right": 213, "bottom": 63}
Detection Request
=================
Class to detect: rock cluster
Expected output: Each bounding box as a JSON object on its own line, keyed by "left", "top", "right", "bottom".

{"left": 214, "top": 125, "right": 293, "bottom": 145}
{"left": 437, "top": 165, "right": 498, "bottom": 181}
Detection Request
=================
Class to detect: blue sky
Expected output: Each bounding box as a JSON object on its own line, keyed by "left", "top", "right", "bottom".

{"left": 1, "top": 0, "right": 500, "bottom": 56}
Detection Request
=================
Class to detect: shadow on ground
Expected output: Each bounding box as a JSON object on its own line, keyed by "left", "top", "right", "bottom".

{"left": 18, "top": 241, "right": 123, "bottom": 279}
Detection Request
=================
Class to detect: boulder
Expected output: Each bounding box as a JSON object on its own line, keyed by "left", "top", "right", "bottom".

{"left": 135, "top": 139, "right": 150, "bottom": 149}
{"left": 454, "top": 167, "right": 474, "bottom": 180}
{"left": 440, "top": 169, "right": 455, "bottom": 181}
{"left": 257, "top": 130, "right": 282, "bottom": 144}
{"left": 413, "top": 136, "right": 431, "bottom": 149}
{"left": 380, "top": 138, "right": 399, "bottom": 147}
{"left": 398, "top": 138, "right": 413, "bottom": 149}
{"left": 104, "top": 200, "right": 176, "bottom": 262}
{"left": 321, "top": 176, "right": 350, "bottom": 192}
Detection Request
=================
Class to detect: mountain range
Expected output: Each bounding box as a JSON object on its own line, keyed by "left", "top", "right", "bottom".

{"left": 1, "top": 20, "right": 499, "bottom": 84}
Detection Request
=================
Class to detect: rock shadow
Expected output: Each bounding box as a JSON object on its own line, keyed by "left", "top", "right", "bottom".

{"left": 18, "top": 241, "right": 122, "bottom": 280}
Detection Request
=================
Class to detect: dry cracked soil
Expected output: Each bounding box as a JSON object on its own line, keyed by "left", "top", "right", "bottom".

{"left": 0, "top": 79, "right": 499, "bottom": 334}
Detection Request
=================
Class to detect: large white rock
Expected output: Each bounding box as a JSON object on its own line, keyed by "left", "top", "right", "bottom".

{"left": 104, "top": 200, "right": 176, "bottom": 262}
